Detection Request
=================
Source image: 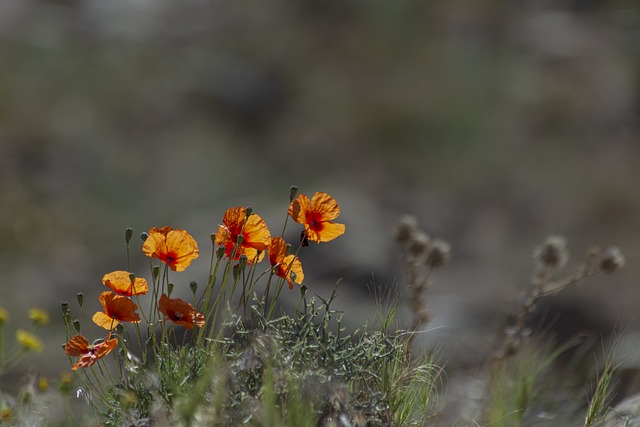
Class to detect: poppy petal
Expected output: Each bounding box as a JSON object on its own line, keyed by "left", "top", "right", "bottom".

{"left": 306, "top": 221, "right": 346, "bottom": 243}
{"left": 288, "top": 194, "right": 311, "bottom": 224}
{"left": 310, "top": 192, "right": 341, "bottom": 221}
{"left": 64, "top": 334, "right": 89, "bottom": 357}
{"left": 102, "top": 271, "right": 148, "bottom": 296}
{"left": 92, "top": 311, "right": 119, "bottom": 330}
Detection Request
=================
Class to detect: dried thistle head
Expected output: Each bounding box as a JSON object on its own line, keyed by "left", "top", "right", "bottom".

{"left": 534, "top": 235, "right": 568, "bottom": 268}
{"left": 408, "top": 231, "right": 431, "bottom": 259}
{"left": 392, "top": 215, "right": 419, "bottom": 244}
{"left": 600, "top": 246, "right": 625, "bottom": 273}
{"left": 426, "top": 239, "right": 452, "bottom": 268}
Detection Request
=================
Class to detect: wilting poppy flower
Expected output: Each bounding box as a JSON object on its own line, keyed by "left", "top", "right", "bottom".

{"left": 269, "top": 237, "right": 304, "bottom": 289}
{"left": 64, "top": 333, "right": 118, "bottom": 370}
{"left": 288, "top": 192, "right": 346, "bottom": 243}
{"left": 158, "top": 294, "right": 205, "bottom": 330}
{"left": 102, "top": 271, "right": 149, "bottom": 296}
{"left": 92, "top": 292, "right": 140, "bottom": 330}
{"left": 215, "top": 207, "right": 271, "bottom": 264}
{"left": 142, "top": 226, "right": 199, "bottom": 272}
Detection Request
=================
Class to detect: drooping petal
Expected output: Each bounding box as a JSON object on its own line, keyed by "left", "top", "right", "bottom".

{"left": 70, "top": 334, "right": 118, "bottom": 370}
{"left": 158, "top": 294, "right": 205, "bottom": 330}
{"left": 92, "top": 311, "right": 119, "bottom": 330}
{"left": 97, "top": 292, "right": 140, "bottom": 324}
{"left": 281, "top": 254, "right": 304, "bottom": 288}
{"left": 64, "top": 334, "right": 89, "bottom": 357}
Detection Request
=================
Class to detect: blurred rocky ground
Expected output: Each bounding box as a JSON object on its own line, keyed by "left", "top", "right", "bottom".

{"left": 1, "top": 0, "right": 639, "bottom": 386}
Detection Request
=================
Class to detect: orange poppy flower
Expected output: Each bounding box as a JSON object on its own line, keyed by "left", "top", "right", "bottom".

{"left": 158, "top": 294, "right": 205, "bottom": 330}
{"left": 64, "top": 333, "right": 118, "bottom": 370}
{"left": 92, "top": 291, "right": 140, "bottom": 330}
{"left": 288, "top": 192, "right": 346, "bottom": 243}
{"left": 142, "top": 226, "right": 199, "bottom": 272}
{"left": 269, "top": 237, "right": 304, "bottom": 289}
{"left": 215, "top": 207, "right": 271, "bottom": 264}
{"left": 102, "top": 271, "right": 149, "bottom": 296}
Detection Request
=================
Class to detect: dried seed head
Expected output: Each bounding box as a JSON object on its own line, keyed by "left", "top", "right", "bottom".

{"left": 534, "top": 235, "right": 568, "bottom": 268}
{"left": 600, "top": 246, "right": 625, "bottom": 273}
{"left": 408, "top": 231, "right": 431, "bottom": 259}
{"left": 393, "top": 215, "right": 419, "bottom": 244}
{"left": 426, "top": 239, "right": 452, "bottom": 268}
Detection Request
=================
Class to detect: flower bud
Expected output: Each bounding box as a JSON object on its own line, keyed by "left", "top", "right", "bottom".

{"left": 72, "top": 319, "right": 81, "bottom": 332}
{"left": 61, "top": 301, "right": 69, "bottom": 315}
{"left": 408, "top": 232, "right": 430, "bottom": 259}
{"left": 289, "top": 185, "right": 299, "bottom": 202}
{"left": 76, "top": 293, "right": 84, "bottom": 307}
{"left": 140, "top": 232, "right": 149, "bottom": 242}
{"left": 245, "top": 207, "right": 253, "bottom": 217}
{"left": 125, "top": 228, "right": 133, "bottom": 244}
{"left": 426, "top": 239, "right": 452, "bottom": 268}
{"left": 233, "top": 264, "right": 241, "bottom": 281}
{"left": 534, "top": 236, "right": 568, "bottom": 268}
{"left": 393, "top": 215, "right": 419, "bottom": 244}
{"left": 238, "top": 254, "right": 247, "bottom": 271}
{"left": 153, "top": 266, "right": 160, "bottom": 280}
{"left": 190, "top": 281, "right": 198, "bottom": 295}
{"left": 216, "top": 245, "right": 225, "bottom": 260}
{"left": 168, "top": 282, "right": 174, "bottom": 296}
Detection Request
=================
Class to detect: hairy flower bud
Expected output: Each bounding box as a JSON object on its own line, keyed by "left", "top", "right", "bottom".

{"left": 534, "top": 236, "right": 568, "bottom": 268}
{"left": 393, "top": 215, "right": 419, "bottom": 244}
{"left": 600, "top": 246, "right": 625, "bottom": 273}
{"left": 408, "top": 232, "right": 431, "bottom": 259}
{"left": 426, "top": 239, "right": 452, "bottom": 268}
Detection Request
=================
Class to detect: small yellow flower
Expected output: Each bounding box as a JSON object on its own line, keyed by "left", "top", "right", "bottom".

{"left": 1, "top": 405, "right": 12, "bottom": 419}
{"left": 58, "top": 371, "right": 74, "bottom": 394}
{"left": 16, "top": 329, "right": 44, "bottom": 353}
{"left": 0, "top": 308, "right": 9, "bottom": 323}
{"left": 39, "top": 377, "right": 49, "bottom": 392}
{"left": 28, "top": 308, "right": 49, "bottom": 325}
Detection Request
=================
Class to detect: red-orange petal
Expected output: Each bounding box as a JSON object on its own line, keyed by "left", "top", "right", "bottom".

{"left": 98, "top": 292, "right": 140, "bottom": 324}
{"left": 269, "top": 237, "right": 287, "bottom": 266}
{"left": 64, "top": 334, "right": 89, "bottom": 357}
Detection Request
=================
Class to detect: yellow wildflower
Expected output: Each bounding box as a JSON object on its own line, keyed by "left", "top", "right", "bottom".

{"left": 1, "top": 405, "right": 11, "bottom": 419}
{"left": 28, "top": 308, "right": 50, "bottom": 325}
{"left": 0, "top": 308, "right": 9, "bottom": 323}
{"left": 16, "top": 329, "right": 44, "bottom": 353}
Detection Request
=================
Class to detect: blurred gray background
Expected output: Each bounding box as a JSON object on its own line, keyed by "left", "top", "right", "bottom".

{"left": 1, "top": 0, "right": 639, "bottom": 376}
